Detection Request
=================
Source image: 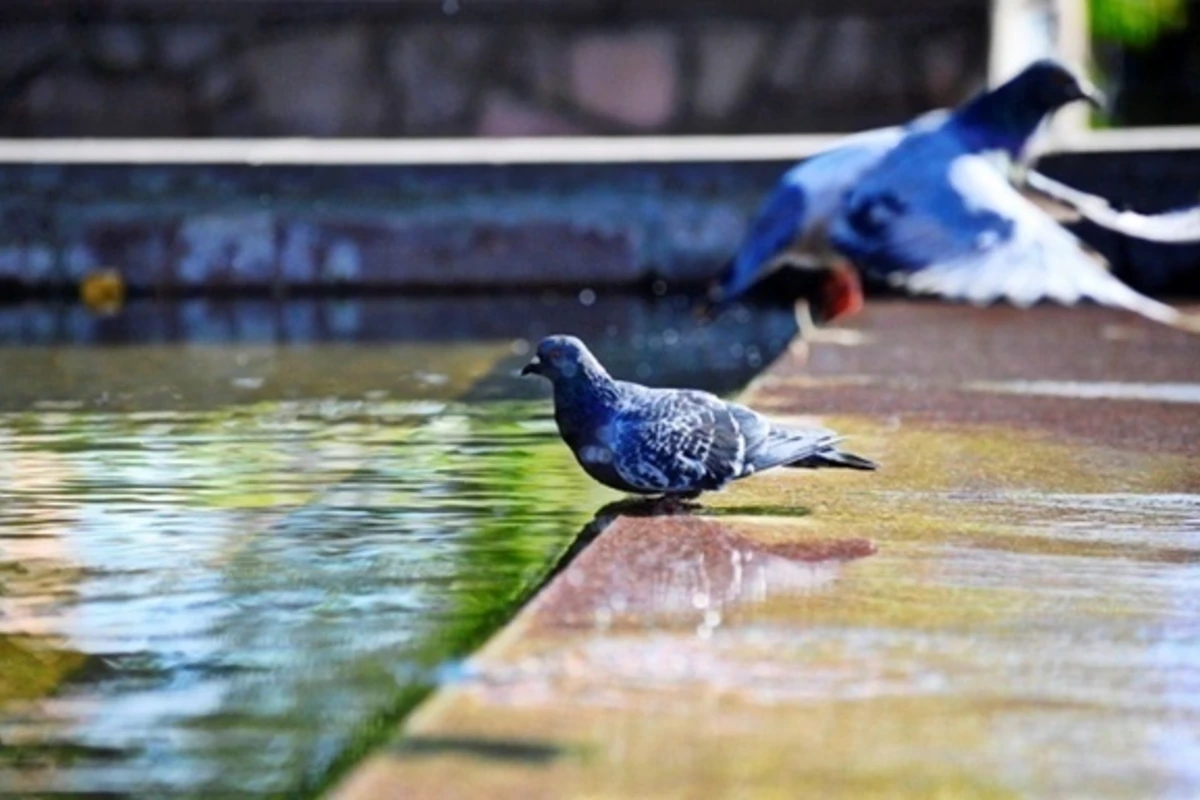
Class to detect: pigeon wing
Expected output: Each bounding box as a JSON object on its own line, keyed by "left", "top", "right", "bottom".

{"left": 710, "top": 125, "right": 912, "bottom": 306}
{"left": 1023, "top": 169, "right": 1200, "bottom": 244}
{"left": 710, "top": 178, "right": 808, "bottom": 305}
{"left": 609, "top": 388, "right": 744, "bottom": 494}
{"left": 725, "top": 403, "right": 842, "bottom": 473}
{"left": 832, "top": 145, "right": 1199, "bottom": 331}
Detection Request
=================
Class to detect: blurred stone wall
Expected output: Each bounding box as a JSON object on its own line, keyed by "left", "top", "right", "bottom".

{"left": 3, "top": 148, "right": 1199, "bottom": 301}
{"left": 0, "top": 5, "right": 989, "bottom": 137}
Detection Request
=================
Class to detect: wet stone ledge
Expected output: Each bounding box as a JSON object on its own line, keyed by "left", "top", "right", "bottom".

{"left": 326, "top": 301, "right": 1200, "bottom": 800}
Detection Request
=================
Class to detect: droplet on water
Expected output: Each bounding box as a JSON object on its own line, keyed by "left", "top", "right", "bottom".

{"left": 232, "top": 377, "right": 265, "bottom": 390}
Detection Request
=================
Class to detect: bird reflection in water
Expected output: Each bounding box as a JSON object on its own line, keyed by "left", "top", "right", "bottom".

{"left": 504, "top": 496, "right": 877, "bottom": 635}
{"left": 448, "top": 500, "right": 877, "bottom": 706}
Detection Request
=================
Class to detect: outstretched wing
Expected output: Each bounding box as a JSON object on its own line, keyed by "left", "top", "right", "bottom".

{"left": 709, "top": 126, "right": 910, "bottom": 306}
{"left": 831, "top": 141, "right": 1198, "bottom": 331}
{"left": 609, "top": 387, "right": 744, "bottom": 494}
{"left": 1023, "top": 169, "right": 1200, "bottom": 244}
{"left": 710, "top": 178, "right": 807, "bottom": 305}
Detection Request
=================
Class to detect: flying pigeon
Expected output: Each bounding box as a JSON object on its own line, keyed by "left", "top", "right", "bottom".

{"left": 521, "top": 335, "right": 876, "bottom": 498}
{"left": 708, "top": 110, "right": 946, "bottom": 322}
{"left": 709, "top": 59, "right": 1200, "bottom": 331}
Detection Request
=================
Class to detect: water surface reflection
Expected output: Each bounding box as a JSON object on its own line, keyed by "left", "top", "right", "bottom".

{"left": 0, "top": 399, "right": 609, "bottom": 795}
{"left": 0, "top": 295, "right": 799, "bottom": 797}
{"left": 0, "top": 400, "right": 615, "bottom": 797}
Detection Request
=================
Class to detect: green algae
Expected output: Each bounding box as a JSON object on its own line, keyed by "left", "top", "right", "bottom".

{"left": 0, "top": 636, "right": 90, "bottom": 705}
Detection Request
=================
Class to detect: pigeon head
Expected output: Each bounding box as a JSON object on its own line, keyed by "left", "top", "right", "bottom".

{"left": 1008, "top": 59, "right": 1105, "bottom": 114}
{"left": 954, "top": 58, "right": 1104, "bottom": 157}
{"left": 521, "top": 335, "right": 608, "bottom": 383}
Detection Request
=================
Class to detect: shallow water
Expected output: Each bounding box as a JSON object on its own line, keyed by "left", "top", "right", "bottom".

{"left": 0, "top": 395, "right": 613, "bottom": 797}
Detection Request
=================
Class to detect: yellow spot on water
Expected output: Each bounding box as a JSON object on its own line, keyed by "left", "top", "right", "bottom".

{"left": 80, "top": 269, "right": 125, "bottom": 315}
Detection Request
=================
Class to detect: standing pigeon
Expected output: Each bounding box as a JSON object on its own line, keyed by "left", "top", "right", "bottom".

{"left": 521, "top": 335, "right": 876, "bottom": 498}
{"left": 710, "top": 59, "right": 1200, "bottom": 331}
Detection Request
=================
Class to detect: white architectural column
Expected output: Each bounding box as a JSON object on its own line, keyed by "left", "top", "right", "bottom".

{"left": 988, "top": 0, "right": 1091, "bottom": 154}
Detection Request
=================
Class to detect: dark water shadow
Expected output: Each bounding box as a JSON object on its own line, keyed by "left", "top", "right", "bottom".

{"left": 455, "top": 291, "right": 801, "bottom": 400}
{"left": 0, "top": 292, "right": 801, "bottom": 406}
{"left": 386, "top": 735, "right": 569, "bottom": 765}
{"left": 702, "top": 504, "right": 815, "bottom": 519}
{"left": 588, "top": 496, "right": 705, "bottom": 519}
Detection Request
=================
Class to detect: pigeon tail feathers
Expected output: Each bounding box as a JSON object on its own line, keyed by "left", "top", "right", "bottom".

{"left": 787, "top": 448, "right": 879, "bottom": 471}
{"left": 746, "top": 434, "right": 833, "bottom": 474}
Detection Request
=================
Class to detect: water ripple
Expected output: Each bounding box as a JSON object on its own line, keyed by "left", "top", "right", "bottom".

{"left": 0, "top": 398, "right": 602, "bottom": 798}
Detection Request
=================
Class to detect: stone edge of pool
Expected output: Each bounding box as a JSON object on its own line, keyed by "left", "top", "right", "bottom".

{"left": 321, "top": 302, "right": 1200, "bottom": 799}
{"left": 1, "top": 147, "right": 1200, "bottom": 298}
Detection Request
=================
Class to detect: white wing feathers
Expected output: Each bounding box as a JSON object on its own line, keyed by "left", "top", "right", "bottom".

{"left": 894, "top": 156, "right": 1200, "bottom": 331}
{"left": 1024, "top": 169, "right": 1200, "bottom": 244}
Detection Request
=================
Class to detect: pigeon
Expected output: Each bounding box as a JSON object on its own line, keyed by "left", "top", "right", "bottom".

{"left": 709, "top": 58, "right": 1200, "bottom": 331}
{"left": 520, "top": 335, "right": 876, "bottom": 498}
{"left": 708, "top": 110, "right": 947, "bottom": 322}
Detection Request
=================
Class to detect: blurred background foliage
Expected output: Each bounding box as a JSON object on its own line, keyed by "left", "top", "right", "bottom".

{"left": 1090, "top": 0, "right": 1200, "bottom": 126}
{"left": 1091, "top": 0, "right": 1188, "bottom": 47}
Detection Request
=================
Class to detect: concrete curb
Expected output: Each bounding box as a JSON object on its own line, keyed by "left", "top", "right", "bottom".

{"left": 324, "top": 301, "right": 1200, "bottom": 800}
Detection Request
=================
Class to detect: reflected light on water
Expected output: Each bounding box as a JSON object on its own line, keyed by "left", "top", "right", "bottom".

{"left": 0, "top": 398, "right": 607, "bottom": 798}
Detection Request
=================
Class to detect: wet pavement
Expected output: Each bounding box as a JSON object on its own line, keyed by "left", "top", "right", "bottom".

{"left": 331, "top": 301, "right": 1200, "bottom": 800}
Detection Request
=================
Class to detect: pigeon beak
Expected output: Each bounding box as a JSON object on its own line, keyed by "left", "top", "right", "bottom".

{"left": 520, "top": 357, "right": 542, "bottom": 377}
{"left": 1080, "top": 80, "right": 1106, "bottom": 109}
